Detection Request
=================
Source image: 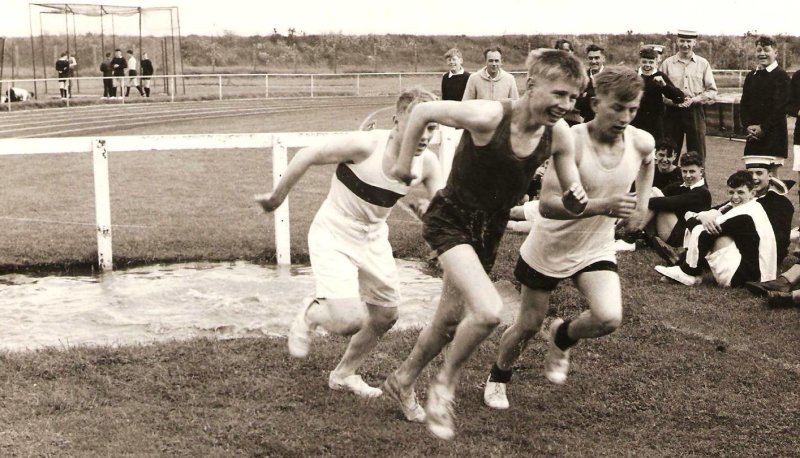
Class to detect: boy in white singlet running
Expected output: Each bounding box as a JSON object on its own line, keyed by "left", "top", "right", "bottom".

{"left": 482, "top": 67, "right": 655, "bottom": 410}
{"left": 255, "top": 88, "right": 443, "bottom": 399}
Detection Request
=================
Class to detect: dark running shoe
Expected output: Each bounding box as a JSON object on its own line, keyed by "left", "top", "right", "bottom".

{"left": 745, "top": 277, "right": 792, "bottom": 297}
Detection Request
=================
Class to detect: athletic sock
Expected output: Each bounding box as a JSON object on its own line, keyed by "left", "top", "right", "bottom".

{"left": 125, "top": 87, "right": 130, "bottom": 97}
{"left": 137, "top": 86, "right": 144, "bottom": 96}
{"left": 554, "top": 319, "right": 577, "bottom": 351}
{"left": 489, "top": 363, "right": 512, "bottom": 383}
{"left": 145, "top": 87, "right": 150, "bottom": 97}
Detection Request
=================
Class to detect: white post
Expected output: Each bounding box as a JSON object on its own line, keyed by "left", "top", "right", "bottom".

{"left": 170, "top": 77, "right": 175, "bottom": 103}
{"left": 439, "top": 126, "right": 462, "bottom": 181}
{"left": 7, "top": 80, "right": 11, "bottom": 112}
{"left": 271, "top": 135, "right": 291, "bottom": 266}
{"left": 92, "top": 139, "right": 113, "bottom": 272}
{"left": 218, "top": 75, "right": 223, "bottom": 100}
{"left": 121, "top": 77, "right": 125, "bottom": 104}
{"left": 356, "top": 74, "right": 360, "bottom": 96}
{"left": 398, "top": 73, "right": 402, "bottom": 91}
{"left": 310, "top": 74, "right": 314, "bottom": 98}
{"left": 265, "top": 74, "right": 269, "bottom": 98}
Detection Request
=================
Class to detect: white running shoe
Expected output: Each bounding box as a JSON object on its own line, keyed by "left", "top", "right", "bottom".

{"left": 328, "top": 372, "right": 383, "bottom": 398}
{"left": 426, "top": 381, "right": 456, "bottom": 441}
{"left": 544, "top": 318, "right": 571, "bottom": 385}
{"left": 287, "top": 296, "right": 316, "bottom": 358}
{"left": 483, "top": 375, "right": 509, "bottom": 410}
{"left": 654, "top": 265, "right": 701, "bottom": 286}
{"left": 382, "top": 374, "right": 426, "bottom": 423}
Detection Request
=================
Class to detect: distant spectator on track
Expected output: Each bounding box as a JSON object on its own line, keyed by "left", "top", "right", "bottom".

{"left": 140, "top": 52, "right": 154, "bottom": 98}
{"left": 55, "top": 52, "right": 70, "bottom": 99}
{"left": 100, "top": 52, "right": 113, "bottom": 99}
{"left": 740, "top": 35, "right": 791, "bottom": 167}
{"left": 1, "top": 87, "right": 33, "bottom": 103}
{"left": 110, "top": 49, "right": 127, "bottom": 98}
{"left": 462, "top": 46, "right": 519, "bottom": 101}
{"left": 441, "top": 48, "right": 470, "bottom": 101}
{"left": 631, "top": 46, "right": 685, "bottom": 142}
{"left": 126, "top": 50, "right": 144, "bottom": 97}
{"left": 574, "top": 44, "right": 606, "bottom": 123}
{"left": 660, "top": 30, "right": 717, "bottom": 159}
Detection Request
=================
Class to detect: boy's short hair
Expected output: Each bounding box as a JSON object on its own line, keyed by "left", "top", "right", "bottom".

{"left": 586, "top": 44, "right": 605, "bottom": 54}
{"left": 655, "top": 138, "right": 677, "bottom": 156}
{"left": 444, "top": 48, "right": 462, "bottom": 59}
{"left": 639, "top": 47, "right": 658, "bottom": 60}
{"left": 593, "top": 66, "right": 643, "bottom": 102}
{"left": 755, "top": 35, "right": 777, "bottom": 48}
{"left": 396, "top": 87, "right": 437, "bottom": 115}
{"left": 554, "top": 39, "right": 573, "bottom": 52}
{"left": 525, "top": 48, "right": 588, "bottom": 92}
{"left": 127, "top": 50, "right": 134, "bottom": 54}
{"left": 727, "top": 170, "right": 756, "bottom": 190}
{"left": 483, "top": 46, "right": 502, "bottom": 58}
{"left": 679, "top": 150, "right": 704, "bottom": 168}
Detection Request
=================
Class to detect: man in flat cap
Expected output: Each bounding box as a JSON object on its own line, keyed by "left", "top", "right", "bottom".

{"left": 660, "top": 30, "right": 717, "bottom": 161}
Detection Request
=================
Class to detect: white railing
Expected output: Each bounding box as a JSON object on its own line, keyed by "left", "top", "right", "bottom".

{"left": 0, "top": 128, "right": 463, "bottom": 271}
{"left": 0, "top": 68, "right": 750, "bottom": 111}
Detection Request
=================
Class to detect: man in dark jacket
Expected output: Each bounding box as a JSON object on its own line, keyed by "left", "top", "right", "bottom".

{"left": 440, "top": 48, "right": 469, "bottom": 101}
{"left": 574, "top": 44, "right": 605, "bottom": 122}
{"left": 631, "top": 47, "right": 685, "bottom": 142}
{"left": 740, "top": 35, "right": 791, "bottom": 165}
{"left": 140, "top": 52, "right": 154, "bottom": 97}
{"left": 99, "top": 52, "right": 113, "bottom": 98}
{"left": 110, "top": 49, "right": 127, "bottom": 98}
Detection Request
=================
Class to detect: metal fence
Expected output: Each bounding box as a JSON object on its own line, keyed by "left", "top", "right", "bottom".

{"left": 0, "top": 69, "right": 749, "bottom": 110}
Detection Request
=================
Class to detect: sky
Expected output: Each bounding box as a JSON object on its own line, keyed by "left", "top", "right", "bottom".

{"left": 5, "top": 0, "right": 798, "bottom": 37}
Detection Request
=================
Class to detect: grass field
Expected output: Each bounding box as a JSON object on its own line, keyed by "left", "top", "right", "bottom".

{"left": 0, "top": 98, "right": 799, "bottom": 455}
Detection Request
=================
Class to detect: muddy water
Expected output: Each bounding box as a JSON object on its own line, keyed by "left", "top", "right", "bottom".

{"left": 0, "top": 260, "right": 520, "bottom": 352}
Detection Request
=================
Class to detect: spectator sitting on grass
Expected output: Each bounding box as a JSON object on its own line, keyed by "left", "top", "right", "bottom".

{"left": 652, "top": 138, "right": 682, "bottom": 191}
{"left": 655, "top": 170, "right": 776, "bottom": 287}
{"left": 645, "top": 151, "right": 711, "bottom": 255}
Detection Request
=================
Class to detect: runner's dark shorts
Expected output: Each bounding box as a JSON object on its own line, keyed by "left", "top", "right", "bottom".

{"left": 514, "top": 256, "right": 618, "bottom": 291}
{"left": 422, "top": 190, "right": 509, "bottom": 273}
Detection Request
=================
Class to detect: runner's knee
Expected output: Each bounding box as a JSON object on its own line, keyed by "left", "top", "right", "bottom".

{"left": 366, "top": 305, "right": 398, "bottom": 334}
{"left": 593, "top": 310, "right": 622, "bottom": 334}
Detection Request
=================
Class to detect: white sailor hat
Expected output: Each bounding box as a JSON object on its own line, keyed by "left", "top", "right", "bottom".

{"left": 676, "top": 30, "right": 698, "bottom": 39}
{"left": 743, "top": 155, "right": 781, "bottom": 169}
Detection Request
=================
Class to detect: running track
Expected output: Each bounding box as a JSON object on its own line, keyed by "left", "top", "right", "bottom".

{"left": 0, "top": 96, "right": 395, "bottom": 139}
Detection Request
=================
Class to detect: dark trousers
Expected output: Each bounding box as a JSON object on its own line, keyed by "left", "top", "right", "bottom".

{"left": 665, "top": 105, "right": 706, "bottom": 159}
{"left": 103, "top": 77, "right": 114, "bottom": 97}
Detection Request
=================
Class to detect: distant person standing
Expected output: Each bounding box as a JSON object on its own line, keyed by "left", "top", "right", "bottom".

{"left": 140, "top": 52, "right": 154, "bottom": 97}
{"left": 441, "top": 48, "right": 470, "bottom": 101}
{"left": 56, "top": 52, "right": 70, "bottom": 99}
{"left": 660, "top": 30, "right": 718, "bottom": 159}
{"left": 740, "top": 35, "right": 791, "bottom": 166}
{"left": 99, "top": 52, "right": 114, "bottom": 99}
{"left": 126, "top": 50, "right": 144, "bottom": 97}
{"left": 574, "top": 44, "right": 606, "bottom": 123}
{"left": 462, "top": 46, "right": 519, "bottom": 101}
{"left": 110, "top": 49, "right": 127, "bottom": 98}
{"left": 631, "top": 46, "right": 685, "bottom": 141}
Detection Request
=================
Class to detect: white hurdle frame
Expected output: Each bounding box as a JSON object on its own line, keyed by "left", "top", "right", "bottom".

{"left": 0, "top": 130, "right": 453, "bottom": 272}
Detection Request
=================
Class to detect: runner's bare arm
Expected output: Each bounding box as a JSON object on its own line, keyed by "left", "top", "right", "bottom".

{"left": 549, "top": 120, "right": 588, "bottom": 215}
{"left": 392, "top": 100, "right": 503, "bottom": 184}
{"left": 624, "top": 130, "right": 656, "bottom": 231}
{"left": 420, "top": 150, "right": 445, "bottom": 199}
{"left": 255, "top": 132, "right": 375, "bottom": 212}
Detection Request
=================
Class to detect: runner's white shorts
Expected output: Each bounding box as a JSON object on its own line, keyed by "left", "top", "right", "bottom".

{"left": 308, "top": 204, "right": 400, "bottom": 306}
{"left": 705, "top": 242, "right": 741, "bottom": 287}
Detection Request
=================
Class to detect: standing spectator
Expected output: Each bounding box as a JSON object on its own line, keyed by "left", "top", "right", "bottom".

{"left": 740, "top": 35, "right": 791, "bottom": 167}
{"left": 462, "top": 46, "right": 519, "bottom": 101}
{"left": 110, "top": 49, "right": 127, "bottom": 98}
{"left": 788, "top": 69, "right": 800, "bottom": 204}
{"left": 440, "top": 48, "right": 469, "bottom": 101}
{"left": 55, "top": 52, "right": 70, "bottom": 99}
{"left": 67, "top": 53, "right": 77, "bottom": 97}
{"left": 631, "top": 46, "right": 685, "bottom": 142}
{"left": 99, "top": 52, "right": 113, "bottom": 99}
{"left": 574, "top": 44, "right": 606, "bottom": 123}
{"left": 126, "top": 50, "right": 144, "bottom": 97}
{"left": 660, "top": 30, "right": 718, "bottom": 159}
{"left": 140, "top": 52, "right": 154, "bottom": 98}
{"left": 554, "top": 39, "right": 574, "bottom": 54}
